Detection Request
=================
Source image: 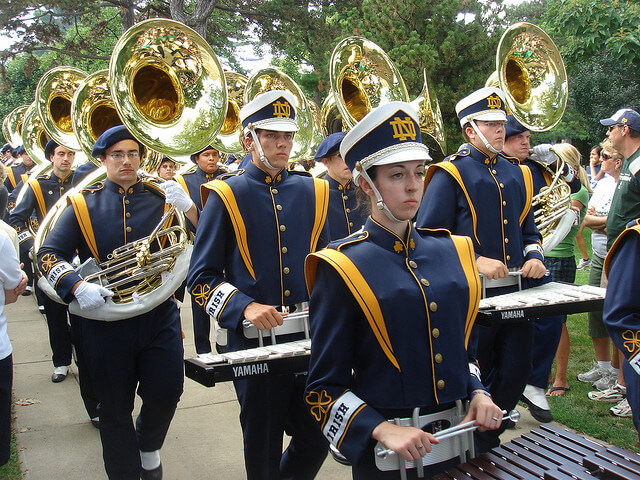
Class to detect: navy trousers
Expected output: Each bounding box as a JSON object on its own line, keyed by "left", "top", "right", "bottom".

{"left": 68, "top": 314, "right": 99, "bottom": 419}
{"left": 39, "top": 286, "right": 72, "bottom": 368}
{"left": 474, "top": 321, "right": 535, "bottom": 453}
{"left": 0, "top": 355, "right": 12, "bottom": 467}
{"left": 81, "top": 300, "right": 184, "bottom": 480}
{"left": 234, "top": 372, "right": 328, "bottom": 480}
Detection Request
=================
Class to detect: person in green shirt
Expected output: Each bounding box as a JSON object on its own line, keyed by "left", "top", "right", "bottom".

{"left": 601, "top": 109, "right": 640, "bottom": 249}
{"left": 545, "top": 144, "right": 592, "bottom": 396}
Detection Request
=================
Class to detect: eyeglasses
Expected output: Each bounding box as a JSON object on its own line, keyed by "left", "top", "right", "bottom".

{"left": 108, "top": 151, "right": 140, "bottom": 161}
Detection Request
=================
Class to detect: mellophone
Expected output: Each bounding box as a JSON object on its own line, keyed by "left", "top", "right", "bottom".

{"left": 185, "top": 282, "right": 606, "bottom": 387}
{"left": 433, "top": 423, "right": 640, "bottom": 480}
{"left": 477, "top": 281, "right": 606, "bottom": 326}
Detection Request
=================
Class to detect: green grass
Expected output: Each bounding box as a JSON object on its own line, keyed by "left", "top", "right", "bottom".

{"left": 543, "top": 227, "right": 640, "bottom": 452}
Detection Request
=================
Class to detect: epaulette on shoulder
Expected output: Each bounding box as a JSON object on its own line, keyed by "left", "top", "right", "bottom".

{"left": 447, "top": 148, "right": 471, "bottom": 162}
{"left": 288, "top": 170, "right": 312, "bottom": 177}
{"left": 219, "top": 169, "right": 243, "bottom": 181}
{"left": 81, "top": 181, "right": 104, "bottom": 193}
{"left": 36, "top": 172, "right": 51, "bottom": 180}
{"left": 329, "top": 230, "right": 369, "bottom": 252}
{"left": 627, "top": 218, "right": 640, "bottom": 229}
{"left": 415, "top": 226, "right": 451, "bottom": 237}
{"left": 500, "top": 152, "right": 520, "bottom": 164}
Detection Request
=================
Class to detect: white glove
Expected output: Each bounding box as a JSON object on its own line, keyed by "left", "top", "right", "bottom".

{"left": 161, "top": 181, "right": 194, "bottom": 212}
{"left": 74, "top": 281, "right": 113, "bottom": 310}
{"left": 528, "top": 144, "right": 559, "bottom": 166}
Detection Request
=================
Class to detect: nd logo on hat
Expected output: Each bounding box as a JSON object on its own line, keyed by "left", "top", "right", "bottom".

{"left": 273, "top": 100, "right": 292, "bottom": 118}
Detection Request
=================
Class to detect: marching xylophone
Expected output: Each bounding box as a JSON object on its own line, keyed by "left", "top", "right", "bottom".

{"left": 477, "top": 282, "right": 606, "bottom": 326}
{"left": 185, "top": 339, "right": 311, "bottom": 387}
{"left": 433, "top": 424, "right": 640, "bottom": 480}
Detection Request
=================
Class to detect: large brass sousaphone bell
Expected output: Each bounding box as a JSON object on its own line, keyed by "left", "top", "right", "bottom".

{"left": 212, "top": 71, "right": 248, "bottom": 156}
{"left": 109, "top": 18, "right": 228, "bottom": 157}
{"left": 330, "top": 36, "right": 409, "bottom": 130}
{"left": 21, "top": 103, "right": 50, "bottom": 165}
{"left": 2, "top": 105, "right": 29, "bottom": 149}
{"left": 496, "top": 22, "right": 567, "bottom": 132}
{"left": 71, "top": 69, "right": 123, "bottom": 162}
{"left": 35, "top": 66, "right": 88, "bottom": 151}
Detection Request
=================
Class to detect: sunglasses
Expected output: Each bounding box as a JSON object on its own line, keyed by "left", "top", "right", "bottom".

{"left": 601, "top": 153, "right": 612, "bottom": 159}
{"left": 608, "top": 124, "right": 624, "bottom": 132}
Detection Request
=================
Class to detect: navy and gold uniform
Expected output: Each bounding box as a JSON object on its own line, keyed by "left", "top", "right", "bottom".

{"left": 72, "top": 160, "right": 99, "bottom": 187}
{"left": 174, "top": 163, "right": 222, "bottom": 354}
{"left": 325, "top": 175, "right": 366, "bottom": 240}
{"left": 3, "top": 161, "right": 30, "bottom": 195}
{"left": 417, "top": 144, "right": 542, "bottom": 266}
{"left": 37, "top": 177, "right": 184, "bottom": 479}
{"left": 417, "top": 88, "right": 546, "bottom": 453}
{"left": 9, "top": 169, "right": 74, "bottom": 370}
{"left": 305, "top": 219, "right": 482, "bottom": 470}
{"left": 187, "top": 108, "right": 331, "bottom": 479}
{"left": 603, "top": 219, "right": 640, "bottom": 435}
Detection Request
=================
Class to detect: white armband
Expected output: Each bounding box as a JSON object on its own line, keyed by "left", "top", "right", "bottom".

{"left": 322, "top": 391, "right": 366, "bottom": 448}
{"left": 469, "top": 362, "right": 481, "bottom": 380}
{"left": 17, "top": 230, "right": 33, "bottom": 243}
{"left": 523, "top": 244, "right": 544, "bottom": 257}
{"left": 47, "top": 261, "right": 75, "bottom": 287}
{"left": 561, "top": 164, "right": 575, "bottom": 183}
{"left": 205, "top": 282, "right": 237, "bottom": 321}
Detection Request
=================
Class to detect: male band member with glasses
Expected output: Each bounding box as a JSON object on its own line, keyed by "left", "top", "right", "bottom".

{"left": 501, "top": 115, "right": 583, "bottom": 423}
{"left": 187, "top": 90, "right": 330, "bottom": 480}
{"left": 416, "top": 87, "right": 547, "bottom": 453}
{"left": 601, "top": 109, "right": 640, "bottom": 250}
{"left": 36, "top": 125, "right": 196, "bottom": 480}
{"left": 315, "top": 132, "right": 367, "bottom": 241}
{"left": 9, "top": 140, "right": 75, "bottom": 383}
{"left": 173, "top": 145, "right": 224, "bottom": 355}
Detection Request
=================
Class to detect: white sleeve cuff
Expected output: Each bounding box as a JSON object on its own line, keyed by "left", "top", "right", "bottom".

{"left": 205, "top": 282, "right": 237, "bottom": 321}
{"left": 524, "top": 244, "right": 544, "bottom": 257}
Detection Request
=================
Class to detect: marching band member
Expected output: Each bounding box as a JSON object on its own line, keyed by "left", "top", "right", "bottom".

{"left": 1, "top": 144, "right": 12, "bottom": 165}
{"left": 304, "top": 102, "right": 502, "bottom": 479}
{"left": 315, "top": 132, "right": 367, "bottom": 240}
{"left": 3, "top": 145, "right": 34, "bottom": 198}
{"left": 603, "top": 218, "right": 640, "bottom": 437}
{"left": 174, "top": 145, "right": 223, "bottom": 355}
{"left": 502, "top": 115, "right": 583, "bottom": 423}
{"left": 36, "top": 125, "right": 194, "bottom": 480}
{"left": 156, "top": 156, "right": 178, "bottom": 181}
{"left": 9, "top": 140, "right": 75, "bottom": 383}
{"left": 416, "top": 87, "right": 547, "bottom": 453}
{"left": 187, "top": 90, "right": 330, "bottom": 480}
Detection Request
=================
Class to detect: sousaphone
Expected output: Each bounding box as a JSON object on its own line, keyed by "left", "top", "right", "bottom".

{"left": 329, "top": 36, "right": 409, "bottom": 129}
{"left": 212, "top": 71, "right": 248, "bottom": 157}
{"left": 35, "top": 66, "right": 88, "bottom": 151}
{"left": 2, "top": 105, "right": 29, "bottom": 149}
{"left": 109, "top": 18, "right": 228, "bottom": 157}
{"left": 494, "top": 22, "right": 571, "bottom": 252}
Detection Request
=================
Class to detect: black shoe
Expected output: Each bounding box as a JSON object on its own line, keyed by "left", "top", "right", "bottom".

{"left": 520, "top": 394, "right": 553, "bottom": 423}
{"left": 51, "top": 366, "right": 68, "bottom": 383}
{"left": 140, "top": 463, "right": 162, "bottom": 480}
{"left": 21, "top": 286, "right": 32, "bottom": 297}
{"left": 90, "top": 417, "right": 100, "bottom": 429}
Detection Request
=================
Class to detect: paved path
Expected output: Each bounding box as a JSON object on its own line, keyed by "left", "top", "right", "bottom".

{"left": 7, "top": 294, "right": 545, "bottom": 479}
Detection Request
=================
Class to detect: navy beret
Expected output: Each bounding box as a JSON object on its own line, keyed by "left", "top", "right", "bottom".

{"left": 190, "top": 145, "right": 217, "bottom": 163}
{"left": 15, "top": 146, "right": 25, "bottom": 155}
{"left": 44, "top": 140, "right": 60, "bottom": 161}
{"left": 92, "top": 125, "right": 144, "bottom": 158}
{"left": 505, "top": 115, "right": 528, "bottom": 139}
{"left": 314, "top": 132, "right": 346, "bottom": 161}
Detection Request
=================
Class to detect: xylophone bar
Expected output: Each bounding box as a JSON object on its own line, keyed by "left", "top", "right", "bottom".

{"left": 433, "top": 424, "right": 640, "bottom": 480}
{"left": 185, "top": 339, "right": 311, "bottom": 387}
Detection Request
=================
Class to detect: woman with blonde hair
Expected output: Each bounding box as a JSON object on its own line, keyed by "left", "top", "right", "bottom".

{"left": 546, "top": 143, "right": 593, "bottom": 397}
